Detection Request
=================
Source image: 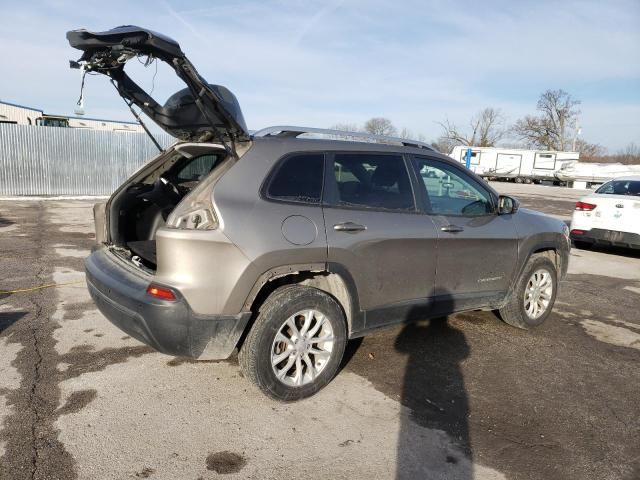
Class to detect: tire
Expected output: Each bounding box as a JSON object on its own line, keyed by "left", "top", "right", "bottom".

{"left": 515, "top": 177, "right": 524, "bottom": 184}
{"left": 238, "top": 285, "right": 347, "bottom": 401}
{"left": 524, "top": 178, "right": 532, "bottom": 184}
{"left": 498, "top": 255, "right": 558, "bottom": 329}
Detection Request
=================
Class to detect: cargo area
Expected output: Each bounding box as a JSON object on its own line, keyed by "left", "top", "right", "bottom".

{"left": 105, "top": 143, "right": 228, "bottom": 269}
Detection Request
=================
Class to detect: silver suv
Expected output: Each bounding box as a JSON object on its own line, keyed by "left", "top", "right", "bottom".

{"left": 70, "top": 27, "right": 570, "bottom": 400}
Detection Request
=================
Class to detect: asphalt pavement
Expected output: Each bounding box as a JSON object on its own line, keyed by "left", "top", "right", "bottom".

{"left": 0, "top": 183, "right": 638, "bottom": 480}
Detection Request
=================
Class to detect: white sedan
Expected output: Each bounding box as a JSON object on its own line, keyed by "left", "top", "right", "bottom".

{"left": 570, "top": 176, "right": 640, "bottom": 249}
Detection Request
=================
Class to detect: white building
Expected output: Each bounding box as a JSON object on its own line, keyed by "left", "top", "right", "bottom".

{"left": 0, "top": 100, "right": 42, "bottom": 125}
{"left": 0, "top": 100, "right": 144, "bottom": 133}
{"left": 449, "top": 145, "right": 579, "bottom": 183}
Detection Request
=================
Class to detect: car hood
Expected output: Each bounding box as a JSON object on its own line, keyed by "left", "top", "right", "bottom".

{"left": 66, "top": 26, "right": 249, "bottom": 148}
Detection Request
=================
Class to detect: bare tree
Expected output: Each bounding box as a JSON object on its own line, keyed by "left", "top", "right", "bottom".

{"left": 399, "top": 127, "right": 413, "bottom": 139}
{"left": 330, "top": 123, "right": 361, "bottom": 133}
{"left": 364, "top": 117, "right": 397, "bottom": 137}
{"left": 429, "top": 140, "right": 452, "bottom": 153}
{"left": 579, "top": 142, "right": 640, "bottom": 165}
{"left": 328, "top": 123, "right": 362, "bottom": 141}
{"left": 399, "top": 128, "right": 429, "bottom": 142}
{"left": 618, "top": 142, "right": 640, "bottom": 164}
{"left": 476, "top": 108, "right": 507, "bottom": 147}
{"left": 573, "top": 138, "right": 605, "bottom": 160}
{"left": 513, "top": 89, "right": 581, "bottom": 150}
{"left": 437, "top": 107, "right": 506, "bottom": 148}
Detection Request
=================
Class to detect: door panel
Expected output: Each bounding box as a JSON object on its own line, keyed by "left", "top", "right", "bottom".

{"left": 325, "top": 209, "right": 439, "bottom": 312}
{"left": 432, "top": 214, "right": 518, "bottom": 298}
{"left": 412, "top": 156, "right": 518, "bottom": 305}
{"left": 323, "top": 153, "right": 439, "bottom": 329}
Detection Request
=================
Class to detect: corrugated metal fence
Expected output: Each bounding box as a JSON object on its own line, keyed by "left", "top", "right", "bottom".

{"left": 0, "top": 124, "right": 175, "bottom": 196}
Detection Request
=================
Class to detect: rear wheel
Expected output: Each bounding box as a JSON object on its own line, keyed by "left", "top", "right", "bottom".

{"left": 499, "top": 255, "right": 558, "bottom": 329}
{"left": 239, "top": 285, "right": 347, "bottom": 401}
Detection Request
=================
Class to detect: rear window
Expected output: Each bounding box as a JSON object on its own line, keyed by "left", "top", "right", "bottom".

{"left": 266, "top": 153, "right": 324, "bottom": 203}
{"left": 595, "top": 180, "right": 640, "bottom": 196}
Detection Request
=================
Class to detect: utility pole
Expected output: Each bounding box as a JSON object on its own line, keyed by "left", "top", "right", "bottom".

{"left": 572, "top": 125, "right": 582, "bottom": 152}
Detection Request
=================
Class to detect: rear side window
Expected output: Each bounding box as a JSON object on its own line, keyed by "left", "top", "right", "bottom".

{"left": 330, "top": 153, "right": 414, "bottom": 211}
{"left": 595, "top": 180, "right": 640, "bottom": 196}
{"left": 175, "top": 154, "right": 223, "bottom": 181}
{"left": 266, "top": 153, "right": 324, "bottom": 203}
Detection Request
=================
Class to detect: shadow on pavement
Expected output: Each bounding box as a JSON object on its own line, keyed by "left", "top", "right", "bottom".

{"left": 0, "top": 309, "right": 27, "bottom": 333}
{"left": 573, "top": 243, "right": 640, "bottom": 259}
{"left": 339, "top": 337, "right": 364, "bottom": 374}
{"left": 0, "top": 215, "right": 15, "bottom": 228}
{"left": 395, "top": 294, "right": 472, "bottom": 480}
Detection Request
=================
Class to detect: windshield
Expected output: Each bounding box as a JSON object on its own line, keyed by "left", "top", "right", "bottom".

{"left": 595, "top": 180, "right": 640, "bottom": 196}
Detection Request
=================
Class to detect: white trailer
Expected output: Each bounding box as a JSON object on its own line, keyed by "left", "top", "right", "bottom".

{"left": 0, "top": 100, "right": 144, "bottom": 133}
{"left": 449, "top": 146, "right": 579, "bottom": 183}
{"left": 556, "top": 162, "right": 640, "bottom": 189}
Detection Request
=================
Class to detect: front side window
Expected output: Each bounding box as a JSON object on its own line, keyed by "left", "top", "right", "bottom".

{"left": 413, "top": 158, "right": 494, "bottom": 216}
{"left": 596, "top": 180, "right": 640, "bottom": 196}
{"left": 330, "top": 153, "right": 414, "bottom": 211}
{"left": 266, "top": 153, "right": 324, "bottom": 203}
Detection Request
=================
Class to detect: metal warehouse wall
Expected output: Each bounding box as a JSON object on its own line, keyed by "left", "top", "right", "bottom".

{"left": 0, "top": 124, "right": 175, "bottom": 196}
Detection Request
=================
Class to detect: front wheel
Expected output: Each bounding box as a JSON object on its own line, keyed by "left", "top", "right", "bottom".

{"left": 239, "top": 285, "right": 347, "bottom": 401}
{"left": 498, "top": 255, "right": 558, "bottom": 329}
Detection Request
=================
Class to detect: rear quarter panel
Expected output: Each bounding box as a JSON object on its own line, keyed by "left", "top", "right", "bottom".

{"left": 212, "top": 140, "right": 330, "bottom": 313}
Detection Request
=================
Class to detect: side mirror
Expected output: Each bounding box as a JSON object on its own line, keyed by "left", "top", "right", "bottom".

{"left": 498, "top": 195, "right": 519, "bottom": 215}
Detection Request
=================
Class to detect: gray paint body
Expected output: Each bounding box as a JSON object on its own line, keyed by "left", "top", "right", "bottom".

{"left": 86, "top": 136, "right": 570, "bottom": 359}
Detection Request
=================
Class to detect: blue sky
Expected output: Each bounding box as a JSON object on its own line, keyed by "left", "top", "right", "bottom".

{"left": 1, "top": 0, "right": 638, "bottom": 150}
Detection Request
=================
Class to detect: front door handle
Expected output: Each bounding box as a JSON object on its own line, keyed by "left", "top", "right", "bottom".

{"left": 333, "top": 222, "right": 367, "bottom": 233}
{"left": 441, "top": 224, "right": 464, "bottom": 233}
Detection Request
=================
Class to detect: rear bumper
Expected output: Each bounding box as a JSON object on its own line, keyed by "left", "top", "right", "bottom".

{"left": 571, "top": 229, "right": 640, "bottom": 249}
{"left": 85, "top": 247, "right": 252, "bottom": 359}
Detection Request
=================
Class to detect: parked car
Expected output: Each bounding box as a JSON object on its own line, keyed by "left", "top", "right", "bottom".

{"left": 570, "top": 176, "right": 640, "bottom": 250}
{"left": 70, "top": 26, "right": 570, "bottom": 401}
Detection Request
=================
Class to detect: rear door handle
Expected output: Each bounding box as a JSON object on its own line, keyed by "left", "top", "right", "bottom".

{"left": 440, "top": 224, "right": 464, "bottom": 233}
{"left": 333, "top": 222, "right": 367, "bottom": 233}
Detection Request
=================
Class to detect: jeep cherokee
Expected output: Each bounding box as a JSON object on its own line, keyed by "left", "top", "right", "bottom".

{"left": 69, "top": 26, "right": 570, "bottom": 401}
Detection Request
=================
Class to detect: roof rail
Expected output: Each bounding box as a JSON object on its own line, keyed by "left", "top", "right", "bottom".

{"left": 252, "top": 125, "right": 436, "bottom": 151}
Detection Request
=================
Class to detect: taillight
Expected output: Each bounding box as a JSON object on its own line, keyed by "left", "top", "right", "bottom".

{"left": 570, "top": 229, "right": 586, "bottom": 235}
{"left": 146, "top": 284, "right": 177, "bottom": 301}
{"left": 575, "top": 201, "right": 596, "bottom": 211}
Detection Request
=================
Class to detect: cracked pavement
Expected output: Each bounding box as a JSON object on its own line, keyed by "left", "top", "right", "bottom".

{"left": 0, "top": 183, "right": 639, "bottom": 479}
